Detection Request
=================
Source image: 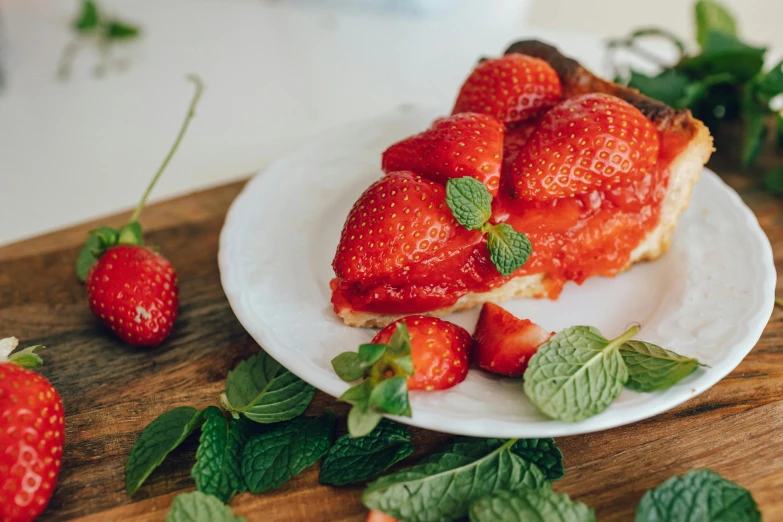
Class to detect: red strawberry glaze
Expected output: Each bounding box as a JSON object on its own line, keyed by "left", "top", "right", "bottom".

{"left": 331, "top": 128, "right": 690, "bottom": 316}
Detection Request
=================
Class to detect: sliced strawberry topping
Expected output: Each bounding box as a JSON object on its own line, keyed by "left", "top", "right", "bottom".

{"left": 453, "top": 54, "right": 562, "bottom": 124}
{"left": 382, "top": 113, "right": 504, "bottom": 196}
{"left": 473, "top": 303, "right": 552, "bottom": 377}
{"left": 508, "top": 93, "right": 660, "bottom": 201}
{"left": 372, "top": 316, "right": 472, "bottom": 391}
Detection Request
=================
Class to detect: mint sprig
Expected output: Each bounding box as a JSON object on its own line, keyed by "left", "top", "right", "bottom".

{"left": 620, "top": 340, "right": 703, "bottom": 392}
{"left": 469, "top": 486, "right": 595, "bottom": 522}
{"left": 333, "top": 323, "right": 415, "bottom": 437}
{"left": 445, "top": 178, "right": 531, "bottom": 277}
{"left": 166, "top": 491, "right": 247, "bottom": 522}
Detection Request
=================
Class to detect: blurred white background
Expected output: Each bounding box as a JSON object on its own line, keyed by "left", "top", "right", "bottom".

{"left": 0, "top": 0, "right": 780, "bottom": 245}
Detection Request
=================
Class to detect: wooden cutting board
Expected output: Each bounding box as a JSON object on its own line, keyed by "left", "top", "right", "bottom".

{"left": 1, "top": 168, "right": 782, "bottom": 522}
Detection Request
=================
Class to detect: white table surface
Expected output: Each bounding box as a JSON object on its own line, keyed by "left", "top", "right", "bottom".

{"left": 0, "top": 0, "right": 777, "bottom": 246}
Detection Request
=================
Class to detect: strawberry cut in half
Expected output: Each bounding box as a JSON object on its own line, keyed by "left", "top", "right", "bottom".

{"left": 508, "top": 92, "right": 660, "bottom": 202}
{"left": 381, "top": 113, "right": 505, "bottom": 196}
{"left": 473, "top": 303, "right": 552, "bottom": 377}
{"left": 452, "top": 54, "right": 562, "bottom": 124}
{"left": 372, "top": 316, "right": 472, "bottom": 391}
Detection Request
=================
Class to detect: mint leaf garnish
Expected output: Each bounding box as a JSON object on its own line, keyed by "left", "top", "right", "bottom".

{"left": 446, "top": 177, "right": 493, "bottom": 230}
{"left": 166, "top": 491, "right": 247, "bottom": 522}
{"left": 191, "top": 407, "right": 252, "bottom": 503}
{"left": 362, "top": 437, "right": 547, "bottom": 522}
{"left": 221, "top": 350, "right": 315, "bottom": 424}
{"left": 469, "top": 486, "right": 595, "bottom": 522}
{"left": 510, "top": 439, "right": 564, "bottom": 482}
{"left": 695, "top": 0, "right": 737, "bottom": 49}
{"left": 319, "top": 419, "right": 413, "bottom": 486}
{"left": 241, "top": 414, "right": 335, "bottom": 494}
{"left": 105, "top": 20, "right": 140, "bottom": 40}
{"left": 486, "top": 223, "right": 532, "bottom": 277}
{"left": 74, "top": 0, "right": 100, "bottom": 32}
{"left": 620, "top": 341, "right": 702, "bottom": 392}
{"left": 126, "top": 406, "right": 205, "bottom": 496}
{"left": 523, "top": 326, "right": 635, "bottom": 422}
{"left": 636, "top": 469, "right": 760, "bottom": 522}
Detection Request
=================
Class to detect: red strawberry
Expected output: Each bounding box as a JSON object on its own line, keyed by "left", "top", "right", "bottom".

{"left": 473, "top": 303, "right": 552, "bottom": 377}
{"left": 85, "top": 245, "right": 179, "bottom": 347}
{"left": 508, "top": 93, "right": 660, "bottom": 201}
{"left": 0, "top": 338, "right": 64, "bottom": 522}
{"left": 373, "top": 316, "right": 471, "bottom": 391}
{"left": 502, "top": 122, "right": 539, "bottom": 176}
{"left": 381, "top": 113, "right": 504, "bottom": 196}
{"left": 453, "top": 54, "right": 562, "bottom": 124}
{"left": 366, "top": 510, "right": 399, "bottom": 522}
{"left": 332, "top": 171, "right": 481, "bottom": 282}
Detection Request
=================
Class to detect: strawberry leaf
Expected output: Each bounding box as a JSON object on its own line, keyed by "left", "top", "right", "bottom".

{"left": 369, "top": 377, "right": 410, "bottom": 417}
{"left": 74, "top": 0, "right": 100, "bottom": 33}
{"left": 105, "top": 20, "right": 140, "bottom": 40}
{"left": 332, "top": 352, "right": 365, "bottom": 382}
{"left": 446, "top": 177, "right": 492, "bottom": 230}
{"left": 118, "top": 221, "right": 144, "bottom": 246}
{"left": 8, "top": 345, "right": 44, "bottom": 369}
{"left": 486, "top": 223, "right": 532, "bottom": 277}
{"left": 76, "top": 235, "right": 102, "bottom": 282}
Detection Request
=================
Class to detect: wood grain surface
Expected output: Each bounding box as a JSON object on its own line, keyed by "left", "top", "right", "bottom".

{"left": 1, "top": 165, "right": 781, "bottom": 522}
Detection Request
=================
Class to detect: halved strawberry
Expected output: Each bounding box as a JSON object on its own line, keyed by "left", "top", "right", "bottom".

{"left": 372, "top": 315, "right": 472, "bottom": 391}
{"left": 508, "top": 93, "right": 660, "bottom": 201}
{"left": 332, "top": 171, "right": 481, "bottom": 282}
{"left": 381, "top": 113, "right": 504, "bottom": 196}
{"left": 453, "top": 54, "right": 562, "bottom": 124}
{"left": 473, "top": 303, "right": 552, "bottom": 377}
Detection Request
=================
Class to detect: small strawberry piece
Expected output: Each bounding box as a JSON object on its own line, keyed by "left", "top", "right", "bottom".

{"left": 366, "top": 510, "right": 399, "bottom": 522}
{"left": 373, "top": 316, "right": 471, "bottom": 391}
{"left": 0, "top": 341, "right": 64, "bottom": 522}
{"left": 509, "top": 93, "right": 660, "bottom": 201}
{"left": 453, "top": 54, "right": 562, "bottom": 124}
{"left": 473, "top": 303, "right": 552, "bottom": 377}
{"left": 86, "top": 245, "right": 179, "bottom": 347}
{"left": 332, "top": 171, "right": 480, "bottom": 283}
{"left": 381, "top": 113, "right": 504, "bottom": 196}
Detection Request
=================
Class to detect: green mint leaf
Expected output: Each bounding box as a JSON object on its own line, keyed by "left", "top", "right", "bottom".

{"left": 332, "top": 352, "right": 365, "bottom": 382}
{"left": 636, "top": 469, "right": 760, "bottom": 522}
{"left": 191, "top": 407, "right": 252, "bottom": 503}
{"left": 487, "top": 223, "right": 532, "bottom": 277}
{"left": 695, "top": 0, "right": 737, "bottom": 49}
{"left": 347, "top": 401, "right": 384, "bottom": 438}
{"left": 74, "top": 0, "right": 100, "bottom": 32}
{"left": 221, "top": 350, "right": 315, "bottom": 424}
{"left": 680, "top": 32, "right": 765, "bottom": 83}
{"left": 446, "top": 177, "right": 492, "bottom": 230}
{"left": 241, "top": 414, "right": 335, "bottom": 494}
{"left": 764, "top": 166, "right": 783, "bottom": 194}
{"left": 358, "top": 343, "right": 387, "bottom": 365}
{"left": 369, "top": 376, "right": 410, "bottom": 416}
{"left": 319, "top": 419, "right": 413, "bottom": 486}
{"left": 469, "top": 486, "right": 595, "bottom": 522}
{"left": 105, "top": 20, "right": 141, "bottom": 40}
{"left": 619, "top": 341, "right": 701, "bottom": 392}
{"left": 118, "top": 221, "right": 144, "bottom": 246}
{"left": 741, "top": 89, "right": 769, "bottom": 168}
{"left": 166, "top": 491, "right": 247, "bottom": 522}
{"left": 510, "top": 439, "right": 564, "bottom": 482}
{"left": 126, "top": 406, "right": 205, "bottom": 496}
{"left": 523, "top": 326, "right": 632, "bottom": 422}
{"left": 628, "top": 70, "right": 690, "bottom": 108}
{"left": 755, "top": 60, "right": 783, "bottom": 103}
{"left": 679, "top": 73, "right": 736, "bottom": 108}
{"left": 76, "top": 235, "right": 102, "bottom": 282}
{"left": 362, "top": 437, "right": 547, "bottom": 522}
{"left": 8, "top": 345, "right": 44, "bottom": 369}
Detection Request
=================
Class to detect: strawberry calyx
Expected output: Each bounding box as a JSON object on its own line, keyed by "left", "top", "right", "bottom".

{"left": 0, "top": 336, "right": 44, "bottom": 369}
{"left": 332, "top": 323, "right": 414, "bottom": 438}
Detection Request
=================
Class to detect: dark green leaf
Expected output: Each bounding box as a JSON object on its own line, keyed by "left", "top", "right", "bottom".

{"left": 469, "top": 486, "right": 595, "bottom": 522}
{"left": 320, "top": 419, "right": 414, "bottom": 486}
{"left": 446, "top": 177, "right": 493, "bottom": 230}
{"left": 221, "top": 350, "right": 315, "bottom": 424}
{"left": 369, "top": 377, "right": 410, "bottom": 416}
{"left": 680, "top": 73, "right": 736, "bottom": 108}
{"left": 347, "top": 400, "right": 384, "bottom": 438}
{"left": 8, "top": 345, "right": 44, "bottom": 369}
{"left": 74, "top": 0, "right": 100, "bottom": 32}
{"left": 680, "top": 31, "right": 765, "bottom": 82}
{"left": 191, "top": 407, "right": 252, "bottom": 503}
{"left": 695, "top": 0, "right": 737, "bottom": 49}
{"left": 362, "top": 438, "right": 547, "bottom": 522}
{"left": 628, "top": 70, "right": 690, "bottom": 108}
{"left": 764, "top": 167, "right": 783, "bottom": 194}
{"left": 741, "top": 89, "right": 769, "bottom": 167}
{"left": 510, "top": 439, "right": 564, "bottom": 482}
{"left": 166, "top": 491, "right": 247, "bottom": 522}
{"left": 126, "top": 406, "right": 205, "bottom": 496}
{"left": 755, "top": 60, "right": 783, "bottom": 103}
{"left": 118, "top": 221, "right": 143, "bottom": 246}
{"left": 105, "top": 21, "right": 141, "bottom": 40}
{"left": 90, "top": 226, "right": 120, "bottom": 249}
{"left": 620, "top": 341, "right": 701, "bottom": 392}
{"left": 76, "top": 235, "right": 102, "bottom": 282}
{"left": 241, "top": 414, "right": 335, "bottom": 494}
{"left": 331, "top": 352, "right": 365, "bottom": 382}
{"left": 358, "top": 343, "right": 387, "bottom": 365}
{"left": 487, "top": 223, "right": 532, "bottom": 277}
{"left": 523, "top": 326, "right": 632, "bottom": 422}
{"left": 340, "top": 380, "right": 372, "bottom": 403}
{"left": 636, "top": 469, "right": 760, "bottom": 521}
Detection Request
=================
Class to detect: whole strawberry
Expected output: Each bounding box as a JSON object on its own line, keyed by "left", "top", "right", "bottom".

{"left": 0, "top": 338, "right": 64, "bottom": 522}
{"left": 75, "top": 75, "right": 203, "bottom": 347}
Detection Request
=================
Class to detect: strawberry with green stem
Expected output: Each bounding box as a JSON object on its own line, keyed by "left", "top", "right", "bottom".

{"left": 76, "top": 75, "right": 204, "bottom": 347}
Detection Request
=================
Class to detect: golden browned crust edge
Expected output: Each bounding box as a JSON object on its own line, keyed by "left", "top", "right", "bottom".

{"left": 338, "top": 39, "right": 714, "bottom": 328}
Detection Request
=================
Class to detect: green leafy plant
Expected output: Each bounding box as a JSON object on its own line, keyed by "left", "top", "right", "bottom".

{"left": 469, "top": 486, "right": 595, "bottom": 522}
{"left": 620, "top": 340, "right": 705, "bottom": 392}
{"left": 166, "top": 491, "right": 247, "bottom": 522}
{"left": 608, "top": 0, "right": 783, "bottom": 190}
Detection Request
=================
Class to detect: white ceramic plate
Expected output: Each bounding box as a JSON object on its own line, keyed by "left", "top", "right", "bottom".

{"left": 219, "top": 108, "right": 776, "bottom": 438}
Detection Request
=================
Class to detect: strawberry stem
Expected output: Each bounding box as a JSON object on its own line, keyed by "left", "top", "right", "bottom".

{"left": 129, "top": 74, "right": 204, "bottom": 223}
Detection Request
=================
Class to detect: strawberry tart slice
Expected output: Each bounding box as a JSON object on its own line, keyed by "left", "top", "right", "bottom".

{"left": 331, "top": 40, "right": 714, "bottom": 328}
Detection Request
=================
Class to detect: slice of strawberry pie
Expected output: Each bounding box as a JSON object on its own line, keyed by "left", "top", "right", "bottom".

{"left": 331, "top": 40, "right": 713, "bottom": 328}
